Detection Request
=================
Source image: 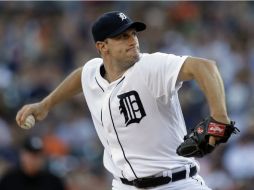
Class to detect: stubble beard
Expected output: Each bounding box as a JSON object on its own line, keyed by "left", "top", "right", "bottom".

{"left": 113, "top": 46, "right": 141, "bottom": 72}
{"left": 125, "top": 47, "right": 140, "bottom": 68}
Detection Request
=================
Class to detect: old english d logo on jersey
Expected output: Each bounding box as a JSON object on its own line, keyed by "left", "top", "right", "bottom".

{"left": 117, "top": 91, "right": 146, "bottom": 127}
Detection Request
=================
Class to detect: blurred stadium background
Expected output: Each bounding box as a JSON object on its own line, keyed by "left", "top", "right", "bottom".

{"left": 0, "top": 2, "right": 253, "bottom": 190}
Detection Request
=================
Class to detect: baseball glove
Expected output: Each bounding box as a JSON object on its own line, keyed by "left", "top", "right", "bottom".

{"left": 176, "top": 117, "right": 239, "bottom": 158}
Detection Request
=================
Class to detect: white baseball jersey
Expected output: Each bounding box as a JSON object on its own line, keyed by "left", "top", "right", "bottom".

{"left": 81, "top": 52, "right": 198, "bottom": 180}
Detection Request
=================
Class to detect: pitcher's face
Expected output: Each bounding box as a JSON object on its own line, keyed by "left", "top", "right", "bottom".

{"left": 105, "top": 28, "right": 140, "bottom": 67}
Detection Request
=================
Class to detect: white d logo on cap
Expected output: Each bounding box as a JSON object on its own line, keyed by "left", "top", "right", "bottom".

{"left": 118, "top": 13, "right": 127, "bottom": 21}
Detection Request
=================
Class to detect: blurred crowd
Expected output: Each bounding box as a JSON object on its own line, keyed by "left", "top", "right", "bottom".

{"left": 0, "top": 2, "right": 253, "bottom": 190}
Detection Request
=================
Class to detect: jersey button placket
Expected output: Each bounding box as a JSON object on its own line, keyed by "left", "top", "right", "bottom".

{"left": 102, "top": 89, "right": 114, "bottom": 134}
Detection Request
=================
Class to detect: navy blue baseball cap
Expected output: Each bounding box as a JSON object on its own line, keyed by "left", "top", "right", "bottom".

{"left": 92, "top": 11, "right": 146, "bottom": 42}
{"left": 22, "top": 136, "right": 44, "bottom": 153}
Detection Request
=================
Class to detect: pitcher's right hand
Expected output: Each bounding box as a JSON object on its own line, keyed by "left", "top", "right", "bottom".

{"left": 16, "top": 101, "right": 49, "bottom": 128}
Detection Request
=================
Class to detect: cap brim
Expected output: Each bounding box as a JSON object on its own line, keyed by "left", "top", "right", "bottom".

{"left": 108, "top": 22, "right": 146, "bottom": 38}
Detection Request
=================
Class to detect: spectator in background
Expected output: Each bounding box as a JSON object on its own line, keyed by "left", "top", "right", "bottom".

{"left": 0, "top": 136, "right": 66, "bottom": 190}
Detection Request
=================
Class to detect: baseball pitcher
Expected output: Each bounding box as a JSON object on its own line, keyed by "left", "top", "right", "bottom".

{"left": 16, "top": 11, "right": 239, "bottom": 190}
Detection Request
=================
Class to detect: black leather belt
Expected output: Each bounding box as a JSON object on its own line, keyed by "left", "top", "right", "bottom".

{"left": 120, "top": 166, "right": 197, "bottom": 188}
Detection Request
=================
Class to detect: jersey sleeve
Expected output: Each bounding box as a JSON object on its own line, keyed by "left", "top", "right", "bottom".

{"left": 81, "top": 58, "right": 102, "bottom": 93}
{"left": 139, "top": 52, "right": 188, "bottom": 98}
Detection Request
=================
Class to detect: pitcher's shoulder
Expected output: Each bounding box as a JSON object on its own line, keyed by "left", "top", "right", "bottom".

{"left": 83, "top": 58, "right": 103, "bottom": 70}
{"left": 82, "top": 57, "right": 102, "bottom": 80}
{"left": 139, "top": 52, "right": 172, "bottom": 61}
